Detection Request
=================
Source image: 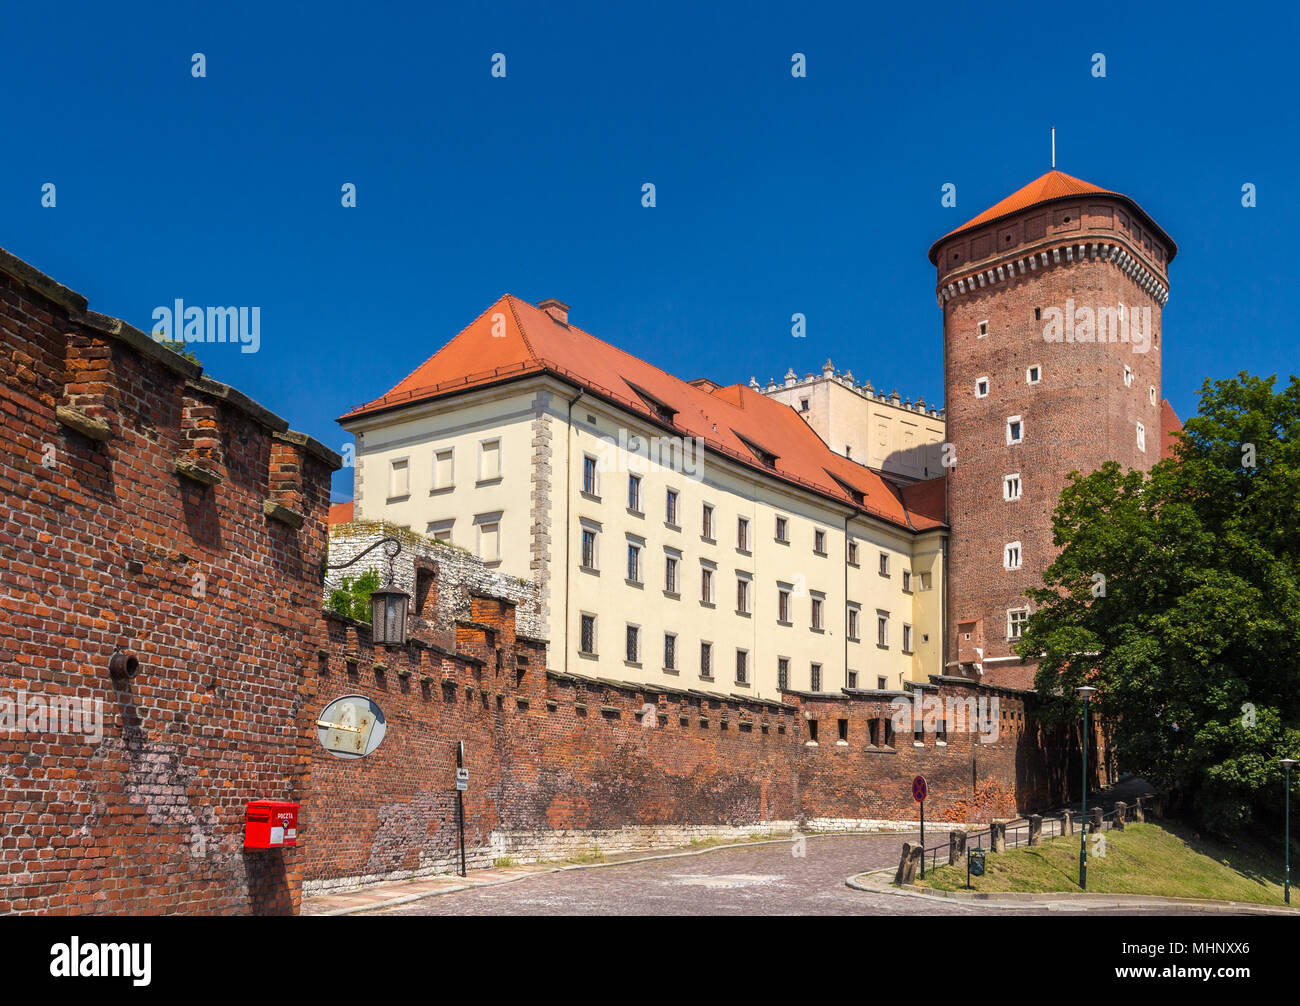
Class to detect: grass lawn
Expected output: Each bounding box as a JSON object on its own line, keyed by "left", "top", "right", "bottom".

{"left": 911, "top": 821, "right": 1287, "bottom": 905}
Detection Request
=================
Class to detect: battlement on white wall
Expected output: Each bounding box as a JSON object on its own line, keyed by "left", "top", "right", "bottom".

{"left": 753, "top": 359, "right": 945, "bottom": 420}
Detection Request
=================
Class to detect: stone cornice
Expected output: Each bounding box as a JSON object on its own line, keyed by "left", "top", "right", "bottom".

{"left": 937, "top": 238, "right": 1170, "bottom": 307}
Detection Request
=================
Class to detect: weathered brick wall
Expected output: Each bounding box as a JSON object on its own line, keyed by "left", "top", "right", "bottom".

{"left": 325, "top": 520, "right": 544, "bottom": 644}
{"left": 0, "top": 247, "right": 340, "bottom": 915}
{"left": 304, "top": 569, "right": 1102, "bottom": 894}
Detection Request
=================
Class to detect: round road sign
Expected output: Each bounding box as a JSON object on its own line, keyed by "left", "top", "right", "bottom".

{"left": 912, "top": 775, "right": 928, "bottom": 802}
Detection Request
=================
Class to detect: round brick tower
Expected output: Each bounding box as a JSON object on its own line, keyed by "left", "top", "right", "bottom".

{"left": 930, "top": 170, "right": 1176, "bottom": 689}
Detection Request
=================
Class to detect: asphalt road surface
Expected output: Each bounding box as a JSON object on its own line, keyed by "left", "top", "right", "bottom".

{"left": 366, "top": 833, "right": 1238, "bottom": 916}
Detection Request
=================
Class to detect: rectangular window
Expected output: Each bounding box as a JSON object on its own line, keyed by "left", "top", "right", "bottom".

{"left": 847, "top": 671, "right": 858, "bottom": 689}
{"left": 579, "top": 614, "right": 596, "bottom": 655}
{"left": 628, "top": 473, "right": 641, "bottom": 512}
{"left": 665, "top": 555, "right": 678, "bottom": 594}
{"left": 478, "top": 520, "right": 500, "bottom": 562}
{"left": 814, "top": 529, "right": 827, "bottom": 554}
{"left": 701, "top": 567, "right": 714, "bottom": 604}
{"left": 479, "top": 439, "right": 501, "bottom": 481}
{"left": 847, "top": 540, "right": 859, "bottom": 565}
{"left": 433, "top": 448, "right": 454, "bottom": 490}
{"left": 918, "top": 571, "right": 932, "bottom": 591}
{"left": 902, "top": 623, "right": 913, "bottom": 653}
{"left": 738, "top": 577, "right": 753, "bottom": 614}
{"left": 1004, "top": 473, "right": 1022, "bottom": 501}
{"left": 582, "top": 455, "right": 598, "bottom": 496}
{"left": 1149, "top": 385, "right": 1157, "bottom": 407}
{"left": 775, "top": 515, "right": 789, "bottom": 542}
{"left": 878, "top": 552, "right": 890, "bottom": 577}
{"left": 810, "top": 597, "right": 824, "bottom": 630}
{"left": 975, "top": 377, "right": 989, "bottom": 398}
{"left": 877, "top": 612, "right": 889, "bottom": 647}
{"left": 838, "top": 719, "right": 848, "bottom": 743}
{"left": 665, "top": 488, "right": 679, "bottom": 526}
{"left": 1008, "top": 608, "right": 1029, "bottom": 640}
{"left": 625, "top": 624, "right": 640, "bottom": 663}
{"left": 626, "top": 543, "right": 641, "bottom": 582}
{"left": 777, "top": 657, "right": 789, "bottom": 692}
{"left": 877, "top": 675, "right": 888, "bottom": 690}
{"left": 702, "top": 503, "right": 714, "bottom": 539}
{"left": 389, "top": 458, "right": 409, "bottom": 499}
{"left": 581, "top": 528, "right": 598, "bottom": 570}
{"left": 427, "top": 519, "right": 454, "bottom": 543}
{"left": 810, "top": 663, "right": 822, "bottom": 692}
{"left": 663, "top": 633, "right": 676, "bottom": 670}
{"left": 847, "top": 607, "right": 860, "bottom": 641}
{"left": 809, "top": 719, "right": 819, "bottom": 742}
{"left": 1027, "top": 365, "right": 1041, "bottom": 385}
{"left": 1004, "top": 541, "right": 1022, "bottom": 570}
{"left": 1006, "top": 416, "right": 1023, "bottom": 445}
{"left": 700, "top": 641, "right": 712, "bottom": 678}
{"left": 1124, "top": 364, "right": 1133, "bottom": 388}
{"left": 737, "top": 517, "right": 750, "bottom": 551}
{"left": 1136, "top": 422, "right": 1146, "bottom": 453}
{"left": 778, "top": 588, "right": 791, "bottom": 623}
{"left": 902, "top": 569, "right": 912, "bottom": 592}
{"left": 735, "top": 650, "right": 748, "bottom": 685}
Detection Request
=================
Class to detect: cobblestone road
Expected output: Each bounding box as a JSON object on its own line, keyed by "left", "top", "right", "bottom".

{"left": 366, "top": 833, "right": 1233, "bottom": 916}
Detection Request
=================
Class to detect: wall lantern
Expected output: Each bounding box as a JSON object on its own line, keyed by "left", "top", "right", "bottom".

{"left": 324, "top": 536, "right": 410, "bottom": 646}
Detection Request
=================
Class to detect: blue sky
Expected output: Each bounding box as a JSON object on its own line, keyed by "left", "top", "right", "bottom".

{"left": 4, "top": 2, "right": 1294, "bottom": 502}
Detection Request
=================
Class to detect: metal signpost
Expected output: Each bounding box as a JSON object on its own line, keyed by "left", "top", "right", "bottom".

{"left": 912, "top": 776, "right": 928, "bottom": 879}
{"left": 455, "top": 741, "right": 467, "bottom": 878}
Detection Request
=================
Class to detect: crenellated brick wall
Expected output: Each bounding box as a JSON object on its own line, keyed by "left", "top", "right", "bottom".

{"left": 0, "top": 246, "right": 341, "bottom": 915}
{"left": 303, "top": 561, "right": 1105, "bottom": 895}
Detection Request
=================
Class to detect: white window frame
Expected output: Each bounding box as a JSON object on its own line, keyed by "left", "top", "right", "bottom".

{"left": 1007, "top": 607, "right": 1030, "bottom": 640}
{"left": 975, "top": 377, "right": 989, "bottom": 398}
{"left": 1137, "top": 421, "right": 1146, "bottom": 453}
{"left": 1004, "top": 541, "right": 1022, "bottom": 570}
{"left": 1004, "top": 473, "right": 1022, "bottom": 501}
{"left": 1124, "top": 365, "right": 1134, "bottom": 388}
{"left": 1026, "top": 364, "right": 1041, "bottom": 385}
{"left": 1149, "top": 385, "right": 1158, "bottom": 407}
{"left": 475, "top": 512, "right": 503, "bottom": 563}
{"left": 1006, "top": 416, "right": 1024, "bottom": 445}
{"left": 478, "top": 438, "right": 502, "bottom": 482}
{"left": 432, "top": 447, "right": 455, "bottom": 492}
{"left": 388, "top": 457, "right": 410, "bottom": 500}
{"left": 427, "top": 518, "right": 455, "bottom": 543}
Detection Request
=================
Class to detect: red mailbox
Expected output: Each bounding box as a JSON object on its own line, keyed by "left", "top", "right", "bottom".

{"left": 244, "top": 800, "right": 299, "bottom": 849}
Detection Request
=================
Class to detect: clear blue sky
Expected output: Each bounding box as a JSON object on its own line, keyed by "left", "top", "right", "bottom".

{"left": 4, "top": 2, "right": 1294, "bottom": 502}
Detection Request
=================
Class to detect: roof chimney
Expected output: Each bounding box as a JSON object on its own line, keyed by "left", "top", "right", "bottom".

{"left": 538, "top": 298, "right": 570, "bottom": 325}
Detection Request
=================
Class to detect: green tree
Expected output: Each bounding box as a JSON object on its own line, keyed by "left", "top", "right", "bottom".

{"left": 326, "top": 569, "right": 382, "bottom": 623}
{"left": 1018, "top": 372, "right": 1300, "bottom": 833}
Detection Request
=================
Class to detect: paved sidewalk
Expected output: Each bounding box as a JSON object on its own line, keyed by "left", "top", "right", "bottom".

{"left": 847, "top": 868, "right": 1300, "bottom": 916}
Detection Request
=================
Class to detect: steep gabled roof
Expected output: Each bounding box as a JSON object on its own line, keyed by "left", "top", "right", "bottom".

{"left": 928, "top": 169, "right": 1177, "bottom": 264}
{"left": 340, "top": 295, "right": 946, "bottom": 534}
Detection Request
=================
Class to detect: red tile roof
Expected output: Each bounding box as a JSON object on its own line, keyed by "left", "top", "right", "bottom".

{"left": 329, "top": 501, "right": 354, "bottom": 525}
{"left": 340, "top": 296, "right": 947, "bottom": 534}
{"left": 1159, "top": 399, "right": 1183, "bottom": 461}
{"left": 928, "top": 169, "right": 1177, "bottom": 264}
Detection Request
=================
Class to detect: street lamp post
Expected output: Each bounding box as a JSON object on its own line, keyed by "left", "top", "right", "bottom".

{"left": 323, "top": 535, "right": 411, "bottom": 646}
{"left": 1077, "top": 685, "right": 1097, "bottom": 890}
{"left": 1282, "top": 758, "right": 1298, "bottom": 905}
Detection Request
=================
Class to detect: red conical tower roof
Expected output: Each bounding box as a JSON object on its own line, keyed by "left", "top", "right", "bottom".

{"left": 928, "top": 169, "right": 1176, "bottom": 264}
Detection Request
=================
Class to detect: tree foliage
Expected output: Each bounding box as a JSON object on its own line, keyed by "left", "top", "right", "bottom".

{"left": 326, "top": 569, "right": 381, "bottom": 623}
{"left": 1018, "top": 372, "right": 1300, "bottom": 832}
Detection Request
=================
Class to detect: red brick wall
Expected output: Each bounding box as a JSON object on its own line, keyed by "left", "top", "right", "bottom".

{"left": 935, "top": 198, "right": 1173, "bottom": 687}
{"left": 304, "top": 583, "right": 1101, "bottom": 892}
{"left": 0, "top": 250, "right": 339, "bottom": 915}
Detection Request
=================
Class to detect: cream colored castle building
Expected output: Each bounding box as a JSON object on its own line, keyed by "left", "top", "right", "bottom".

{"left": 338, "top": 297, "right": 949, "bottom": 701}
